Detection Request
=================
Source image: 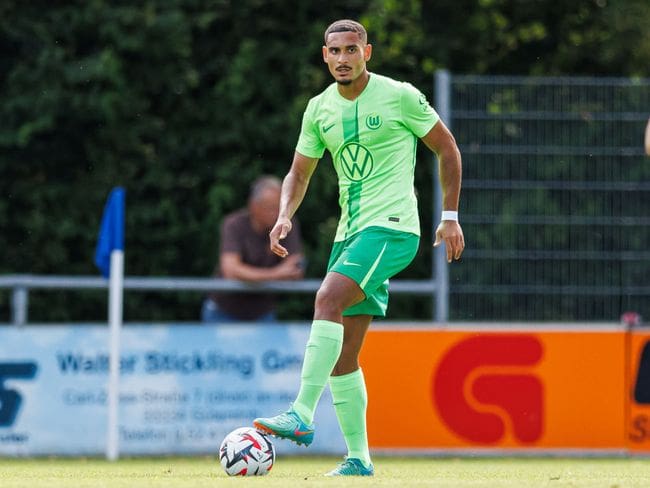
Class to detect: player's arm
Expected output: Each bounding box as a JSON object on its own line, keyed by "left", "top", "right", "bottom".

{"left": 645, "top": 117, "right": 650, "bottom": 156}
{"left": 269, "top": 151, "right": 319, "bottom": 258}
{"left": 420, "top": 121, "right": 465, "bottom": 262}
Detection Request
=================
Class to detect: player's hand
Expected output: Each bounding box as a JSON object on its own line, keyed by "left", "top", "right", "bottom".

{"left": 269, "top": 217, "right": 292, "bottom": 258}
{"left": 434, "top": 220, "right": 465, "bottom": 263}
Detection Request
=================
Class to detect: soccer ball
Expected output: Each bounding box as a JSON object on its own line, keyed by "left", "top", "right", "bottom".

{"left": 219, "top": 427, "right": 275, "bottom": 476}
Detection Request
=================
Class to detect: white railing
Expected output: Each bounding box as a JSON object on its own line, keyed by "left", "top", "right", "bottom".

{"left": 0, "top": 274, "right": 440, "bottom": 326}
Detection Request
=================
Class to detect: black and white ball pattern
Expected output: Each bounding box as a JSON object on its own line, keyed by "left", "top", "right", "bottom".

{"left": 219, "top": 427, "right": 275, "bottom": 476}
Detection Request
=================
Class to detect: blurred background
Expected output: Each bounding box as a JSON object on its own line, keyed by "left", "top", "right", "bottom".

{"left": 1, "top": 0, "right": 649, "bottom": 323}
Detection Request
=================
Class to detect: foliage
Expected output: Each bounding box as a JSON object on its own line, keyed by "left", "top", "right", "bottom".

{"left": 1, "top": 0, "right": 649, "bottom": 322}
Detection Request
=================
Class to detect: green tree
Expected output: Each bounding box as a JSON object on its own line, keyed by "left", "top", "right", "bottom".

{"left": 1, "top": 0, "right": 648, "bottom": 322}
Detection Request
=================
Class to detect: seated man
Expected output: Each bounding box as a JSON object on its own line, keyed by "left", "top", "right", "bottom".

{"left": 202, "top": 175, "right": 305, "bottom": 322}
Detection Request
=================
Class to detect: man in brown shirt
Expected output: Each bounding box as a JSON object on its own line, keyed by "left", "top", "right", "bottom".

{"left": 202, "top": 175, "right": 305, "bottom": 322}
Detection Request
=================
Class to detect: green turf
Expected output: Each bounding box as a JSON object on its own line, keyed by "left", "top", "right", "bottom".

{"left": 1, "top": 456, "right": 650, "bottom": 487}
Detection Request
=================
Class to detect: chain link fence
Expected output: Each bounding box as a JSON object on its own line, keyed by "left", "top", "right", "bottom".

{"left": 443, "top": 74, "right": 650, "bottom": 321}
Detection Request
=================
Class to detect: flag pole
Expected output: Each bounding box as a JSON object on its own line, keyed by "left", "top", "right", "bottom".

{"left": 94, "top": 186, "right": 126, "bottom": 462}
{"left": 106, "top": 249, "right": 124, "bottom": 461}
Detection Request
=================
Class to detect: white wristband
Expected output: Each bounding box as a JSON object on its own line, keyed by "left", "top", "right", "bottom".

{"left": 441, "top": 211, "right": 458, "bottom": 222}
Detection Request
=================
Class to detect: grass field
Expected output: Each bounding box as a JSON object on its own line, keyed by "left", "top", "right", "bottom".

{"left": 2, "top": 456, "right": 650, "bottom": 488}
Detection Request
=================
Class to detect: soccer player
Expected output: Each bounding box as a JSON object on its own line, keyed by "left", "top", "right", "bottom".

{"left": 253, "top": 19, "right": 464, "bottom": 476}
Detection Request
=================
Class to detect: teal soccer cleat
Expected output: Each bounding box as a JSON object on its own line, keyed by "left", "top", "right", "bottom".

{"left": 325, "top": 457, "right": 375, "bottom": 476}
{"left": 253, "top": 408, "right": 315, "bottom": 446}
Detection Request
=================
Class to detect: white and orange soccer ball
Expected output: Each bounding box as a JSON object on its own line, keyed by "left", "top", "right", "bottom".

{"left": 219, "top": 427, "right": 275, "bottom": 476}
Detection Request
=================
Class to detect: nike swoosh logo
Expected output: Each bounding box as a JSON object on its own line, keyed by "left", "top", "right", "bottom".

{"left": 343, "top": 260, "right": 362, "bottom": 267}
{"left": 323, "top": 123, "right": 335, "bottom": 133}
{"left": 293, "top": 429, "right": 313, "bottom": 436}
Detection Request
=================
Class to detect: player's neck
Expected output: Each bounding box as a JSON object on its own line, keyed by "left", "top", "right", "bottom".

{"left": 337, "top": 71, "right": 370, "bottom": 100}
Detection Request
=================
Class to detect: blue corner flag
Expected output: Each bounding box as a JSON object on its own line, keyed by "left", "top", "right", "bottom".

{"left": 94, "top": 187, "right": 125, "bottom": 278}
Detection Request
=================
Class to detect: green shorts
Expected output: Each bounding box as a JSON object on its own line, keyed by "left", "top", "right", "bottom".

{"left": 327, "top": 226, "right": 420, "bottom": 317}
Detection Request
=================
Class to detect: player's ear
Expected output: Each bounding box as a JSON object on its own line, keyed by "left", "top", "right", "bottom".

{"left": 322, "top": 45, "right": 328, "bottom": 63}
{"left": 364, "top": 43, "right": 372, "bottom": 62}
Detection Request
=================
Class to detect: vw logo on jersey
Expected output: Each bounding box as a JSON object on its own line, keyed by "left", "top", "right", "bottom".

{"left": 338, "top": 142, "right": 374, "bottom": 181}
{"left": 365, "top": 113, "right": 382, "bottom": 130}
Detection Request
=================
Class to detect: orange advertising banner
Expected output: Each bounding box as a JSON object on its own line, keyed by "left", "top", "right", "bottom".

{"left": 361, "top": 325, "right": 626, "bottom": 451}
{"left": 627, "top": 329, "right": 650, "bottom": 452}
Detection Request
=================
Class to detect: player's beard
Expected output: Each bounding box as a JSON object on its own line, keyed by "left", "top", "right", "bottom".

{"left": 336, "top": 78, "right": 352, "bottom": 85}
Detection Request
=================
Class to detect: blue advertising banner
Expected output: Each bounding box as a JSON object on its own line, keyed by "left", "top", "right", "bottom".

{"left": 0, "top": 324, "right": 345, "bottom": 456}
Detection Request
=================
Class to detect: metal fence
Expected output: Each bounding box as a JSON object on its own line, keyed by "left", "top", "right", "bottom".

{"left": 2, "top": 74, "right": 649, "bottom": 325}
{"left": 437, "top": 72, "right": 650, "bottom": 321}
{"left": 0, "top": 275, "right": 439, "bottom": 326}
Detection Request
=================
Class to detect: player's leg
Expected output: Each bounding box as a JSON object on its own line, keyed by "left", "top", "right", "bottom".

{"left": 291, "top": 271, "right": 364, "bottom": 422}
{"left": 332, "top": 314, "right": 371, "bottom": 376}
{"left": 254, "top": 228, "right": 418, "bottom": 452}
{"left": 325, "top": 228, "right": 419, "bottom": 475}
{"left": 253, "top": 271, "right": 364, "bottom": 445}
{"left": 327, "top": 314, "right": 374, "bottom": 476}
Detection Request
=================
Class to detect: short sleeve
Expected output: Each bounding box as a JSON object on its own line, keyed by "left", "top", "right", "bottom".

{"left": 219, "top": 213, "right": 245, "bottom": 255}
{"left": 400, "top": 82, "right": 440, "bottom": 138}
{"left": 295, "top": 99, "right": 326, "bottom": 158}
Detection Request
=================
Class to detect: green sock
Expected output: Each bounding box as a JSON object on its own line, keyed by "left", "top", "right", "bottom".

{"left": 293, "top": 320, "right": 344, "bottom": 425}
{"left": 329, "top": 368, "right": 371, "bottom": 468}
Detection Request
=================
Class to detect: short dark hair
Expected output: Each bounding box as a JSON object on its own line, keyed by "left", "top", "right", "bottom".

{"left": 324, "top": 19, "right": 367, "bottom": 45}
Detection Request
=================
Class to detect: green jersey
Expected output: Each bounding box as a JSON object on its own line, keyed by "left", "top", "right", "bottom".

{"left": 296, "top": 73, "right": 439, "bottom": 241}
